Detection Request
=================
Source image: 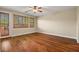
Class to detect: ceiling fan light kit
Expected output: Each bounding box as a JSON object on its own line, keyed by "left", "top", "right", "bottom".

{"left": 33, "top": 9, "right": 38, "bottom": 13}
{"left": 25, "top": 6, "right": 43, "bottom": 13}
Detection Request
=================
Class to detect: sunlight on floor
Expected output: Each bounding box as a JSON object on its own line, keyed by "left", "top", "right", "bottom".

{"left": 2, "top": 40, "right": 11, "bottom": 51}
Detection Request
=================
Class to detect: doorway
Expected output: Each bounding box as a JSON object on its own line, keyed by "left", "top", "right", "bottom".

{"left": 0, "top": 12, "right": 9, "bottom": 37}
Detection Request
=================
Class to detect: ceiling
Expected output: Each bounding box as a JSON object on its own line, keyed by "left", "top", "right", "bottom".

{"left": 1, "top": 6, "right": 75, "bottom": 16}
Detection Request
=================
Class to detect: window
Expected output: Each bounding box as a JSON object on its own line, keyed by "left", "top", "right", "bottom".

{"left": 14, "top": 15, "right": 28, "bottom": 28}
{"left": 29, "top": 17, "right": 35, "bottom": 28}
{"left": 14, "top": 15, "right": 35, "bottom": 28}
{"left": 0, "top": 12, "right": 9, "bottom": 36}
{"left": 25, "top": 16, "right": 28, "bottom": 27}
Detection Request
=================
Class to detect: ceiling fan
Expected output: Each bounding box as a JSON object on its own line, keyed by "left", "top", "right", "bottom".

{"left": 25, "top": 6, "right": 44, "bottom": 13}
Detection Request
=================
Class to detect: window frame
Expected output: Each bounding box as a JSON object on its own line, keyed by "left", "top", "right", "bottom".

{"left": 29, "top": 17, "right": 35, "bottom": 28}
{"left": 13, "top": 15, "right": 35, "bottom": 28}
{"left": 13, "top": 14, "right": 29, "bottom": 28}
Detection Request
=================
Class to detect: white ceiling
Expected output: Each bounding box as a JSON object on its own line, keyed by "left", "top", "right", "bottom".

{"left": 1, "top": 6, "right": 75, "bottom": 16}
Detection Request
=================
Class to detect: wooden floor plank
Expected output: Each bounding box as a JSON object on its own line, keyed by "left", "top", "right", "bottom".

{"left": 0, "top": 33, "right": 79, "bottom": 52}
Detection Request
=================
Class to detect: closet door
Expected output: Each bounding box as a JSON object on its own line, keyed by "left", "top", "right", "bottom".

{"left": 0, "top": 12, "right": 9, "bottom": 37}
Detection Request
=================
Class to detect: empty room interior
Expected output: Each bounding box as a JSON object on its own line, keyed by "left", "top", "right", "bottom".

{"left": 0, "top": 6, "right": 79, "bottom": 52}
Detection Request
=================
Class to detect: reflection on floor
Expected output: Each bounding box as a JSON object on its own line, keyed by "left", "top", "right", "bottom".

{"left": 0, "top": 33, "right": 79, "bottom": 52}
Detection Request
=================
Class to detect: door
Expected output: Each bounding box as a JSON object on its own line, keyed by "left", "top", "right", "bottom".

{"left": 0, "top": 12, "right": 9, "bottom": 37}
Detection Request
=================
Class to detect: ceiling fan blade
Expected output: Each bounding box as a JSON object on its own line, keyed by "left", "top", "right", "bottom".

{"left": 38, "top": 7, "right": 42, "bottom": 9}
{"left": 38, "top": 10, "right": 43, "bottom": 12}
{"left": 25, "top": 9, "right": 31, "bottom": 13}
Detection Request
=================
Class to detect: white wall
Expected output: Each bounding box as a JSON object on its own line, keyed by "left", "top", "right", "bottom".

{"left": 0, "top": 7, "right": 78, "bottom": 41}
{"left": 0, "top": 7, "right": 37, "bottom": 37}
{"left": 77, "top": 7, "right": 79, "bottom": 43}
{"left": 38, "top": 8, "right": 76, "bottom": 39}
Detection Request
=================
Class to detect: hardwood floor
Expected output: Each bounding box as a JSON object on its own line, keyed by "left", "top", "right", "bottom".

{"left": 0, "top": 33, "right": 79, "bottom": 52}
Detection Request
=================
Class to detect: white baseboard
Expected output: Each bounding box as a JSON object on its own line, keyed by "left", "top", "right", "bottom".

{"left": 39, "top": 32, "right": 77, "bottom": 39}
{"left": 77, "top": 40, "right": 79, "bottom": 43}
{"left": 11, "top": 32, "right": 36, "bottom": 37}
{"left": 76, "top": 38, "right": 79, "bottom": 43}
{"left": 0, "top": 32, "right": 36, "bottom": 39}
